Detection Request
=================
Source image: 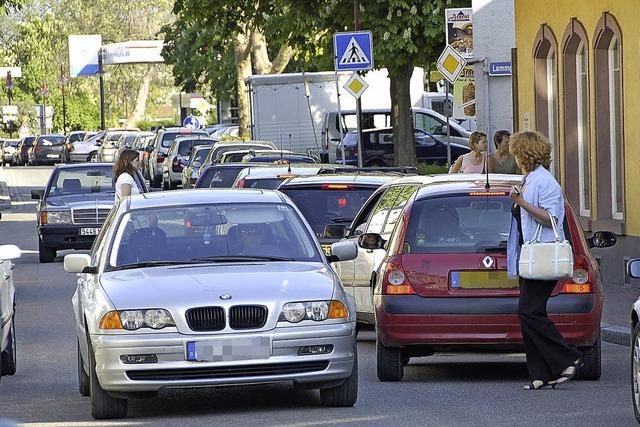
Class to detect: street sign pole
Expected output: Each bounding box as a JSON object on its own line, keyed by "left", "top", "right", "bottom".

{"left": 60, "top": 64, "right": 68, "bottom": 133}
{"left": 445, "top": 81, "right": 452, "bottom": 167}
{"left": 334, "top": 70, "right": 346, "bottom": 165}
{"left": 98, "top": 48, "right": 105, "bottom": 131}
{"left": 354, "top": 0, "right": 363, "bottom": 168}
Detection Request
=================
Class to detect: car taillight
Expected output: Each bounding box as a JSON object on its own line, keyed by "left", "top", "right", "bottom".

{"left": 382, "top": 258, "right": 415, "bottom": 295}
{"left": 156, "top": 154, "right": 165, "bottom": 164}
{"left": 321, "top": 184, "right": 354, "bottom": 190}
{"left": 559, "top": 258, "right": 591, "bottom": 294}
{"left": 172, "top": 157, "right": 183, "bottom": 172}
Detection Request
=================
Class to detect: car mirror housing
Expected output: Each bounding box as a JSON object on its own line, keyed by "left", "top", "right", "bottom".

{"left": 192, "top": 160, "right": 202, "bottom": 168}
{"left": 64, "top": 254, "right": 91, "bottom": 273}
{"left": 0, "top": 244, "right": 21, "bottom": 260}
{"left": 31, "top": 189, "right": 44, "bottom": 200}
{"left": 628, "top": 259, "right": 640, "bottom": 279}
{"left": 588, "top": 231, "right": 617, "bottom": 249}
{"left": 358, "top": 233, "right": 385, "bottom": 250}
{"left": 323, "top": 224, "right": 348, "bottom": 239}
{"left": 327, "top": 240, "right": 358, "bottom": 263}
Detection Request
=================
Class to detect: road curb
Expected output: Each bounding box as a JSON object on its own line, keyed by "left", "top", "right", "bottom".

{"left": 601, "top": 322, "right": 630, "bottom": 347}
{"left": 0, "top": 179, "right": 10, "bottom": 211}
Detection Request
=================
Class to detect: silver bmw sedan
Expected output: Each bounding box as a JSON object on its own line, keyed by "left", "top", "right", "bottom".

{"left": 64, "top": 189, "right": 359, "bottom": 419}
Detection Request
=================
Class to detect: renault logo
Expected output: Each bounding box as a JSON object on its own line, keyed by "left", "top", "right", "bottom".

{"left": 219, "top": 294, "right": 232, "bottom": 300}
{"left": 482, "top": 256, "right": 495, "bottom": 269}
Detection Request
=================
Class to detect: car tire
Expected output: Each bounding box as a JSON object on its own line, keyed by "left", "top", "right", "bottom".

{"left": 376, "top": 337, "right": 403, "bottom": 382}
{"left": 162, "top": 178, "right": 169, "bottom": 190}
{"left": 78, "top": 340, "right": 90, "bottom": 397}
{"left": 319, "top": 346, "right": 358, "bottom": 407}
{"left": 169, "top": 180, "right": 178, "bottom": 190}
{"left": 88, "top": 342, "right": 127, "bottom": 419}
{"left": 632, "top": 323, "right": 640, "bottom": 423}
{"left": 577, "top": 333, "right": 601, "bottom": 380}
{"left": 1, "top": 316, "right": 17, "bottom": 375}
{"left": 38, "top": 239, "right": 56, "bottom": 263}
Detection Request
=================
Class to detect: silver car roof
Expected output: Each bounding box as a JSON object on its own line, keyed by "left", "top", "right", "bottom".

{"left": 127, "top": 188, "right": 286, "bottom": 209}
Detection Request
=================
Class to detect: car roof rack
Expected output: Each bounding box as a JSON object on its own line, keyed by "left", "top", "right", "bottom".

{"left": 317, "top": 166, "right": 418, "bottom": 175}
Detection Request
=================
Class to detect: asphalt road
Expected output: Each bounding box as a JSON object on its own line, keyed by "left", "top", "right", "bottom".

{"left": 0, "top": 166, "right": 636, "bottom": 426}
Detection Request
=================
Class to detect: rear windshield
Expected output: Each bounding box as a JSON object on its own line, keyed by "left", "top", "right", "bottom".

{"left": 404, "top": 195, "right": 513, "bottom": 254}
{"left": 198, "top": 167, "right": 242, "bottom": 188}
{"left": 39, "top": 136, "right": 65, "bottom": 145}
{"left": 23, "top": 137, "right": 36, "bottom": 146}
{"left": 178, "top": 140, "right": 209, "bottom": 156}
{"left": 162, "top": 131, "right": 206, "bottom": 148}
{"left": 281, "top": 187, "right": 376, "bottom": 236}
{"left": 69, "top": 133, "right": 85, "bottom": 143}
{"left": 243, "top": 177, "right": 285, "bottom": 190}
{"left": 6, "top": 140, "right": 20, "bottom": 147}
{"left": 193, "top": 147, "right": 212, "bottom": 163}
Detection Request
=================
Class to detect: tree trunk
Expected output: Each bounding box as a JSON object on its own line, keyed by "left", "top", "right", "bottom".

{"left": 389, "top": 63, "right": 417, "bottom": 167}
{"left": 250, "top": 29, "right": 293, "bottom": 75}
{"left": 125, "top": 65, "right": 154, "bottom": 129}
{"left": 234, "top": 31, "right": 252, "bottom": 137}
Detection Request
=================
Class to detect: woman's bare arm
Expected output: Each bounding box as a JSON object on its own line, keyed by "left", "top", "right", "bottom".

{"left": 449, "top": 156, "right": 463, "bottom": 174}
{"left": 121, "top": 183, "right": 131, "bottom": 197}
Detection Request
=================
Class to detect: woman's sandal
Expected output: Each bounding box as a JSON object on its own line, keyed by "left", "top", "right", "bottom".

{"left": 523, "top": 380, "right": 553, "bottom": 390}
{"left": 551, "top": 358, "right": 583, "bottom": 386}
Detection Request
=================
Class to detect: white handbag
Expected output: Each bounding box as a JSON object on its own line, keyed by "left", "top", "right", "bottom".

{"left": 518, "top": 211, "right": 573, "bottom": 280}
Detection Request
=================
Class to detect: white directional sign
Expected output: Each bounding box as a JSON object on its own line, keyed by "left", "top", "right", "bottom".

{"left": 102, "top": 40, "right": 164, "bottom": 65}
{"left": 334, "top": 31, "right": 374, "bottom": 71}
{"left": 0, "top": 67, "right": 21, "bottom": 78}
{"left": 436, "top": 45, "right": 467, "bottom": 84}
{"left": 68, "top": 35, "right": 102, "bottom": 77}
{"left": 343, "top": 73, "right": 369, "bottom": 99}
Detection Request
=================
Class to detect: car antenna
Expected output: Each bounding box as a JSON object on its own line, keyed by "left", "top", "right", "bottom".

{"left": 484, "top": 144, "right": 491, "bottom": 190}
{"left": 279, "top": 133, "right": 283, "bottom": 159}
{"left": 288, "top": 134, "right": 292, "bottom": 173}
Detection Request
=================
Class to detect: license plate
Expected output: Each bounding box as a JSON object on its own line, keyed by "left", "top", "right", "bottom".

{"left": 321, "top": 244, "right": 332, "bottom": 256}
{"left": 450, "top": 271, "right": 519, "bottom": 289}
{"left": 46, "top": 154, "right": 59, "bottom": 158}
{"left": 186, "top": 336, "right": 271, "bottom": 362}
{"left": 79, "top": 227, "right": 100, "bottom": 236}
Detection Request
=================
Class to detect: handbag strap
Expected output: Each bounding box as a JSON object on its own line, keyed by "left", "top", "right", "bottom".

{"left": 526, "top": 211, "right": 561, "bottom": 244}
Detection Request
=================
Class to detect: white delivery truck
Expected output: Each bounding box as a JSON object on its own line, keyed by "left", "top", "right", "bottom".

{"left": 246, "top": 68, "right": 425, "bottom": 161}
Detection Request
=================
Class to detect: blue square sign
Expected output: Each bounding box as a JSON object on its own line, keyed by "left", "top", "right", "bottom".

{"left": 334, "top": 31, "right": 374, "bottom": 71}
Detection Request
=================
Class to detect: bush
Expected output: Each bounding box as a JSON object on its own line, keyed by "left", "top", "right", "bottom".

{"left": 418, "top": 163, "right": 449, "bottom": 175}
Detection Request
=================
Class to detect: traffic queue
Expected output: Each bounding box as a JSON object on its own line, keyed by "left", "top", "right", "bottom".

{"left": 0, "top": 126, "right": 629, "bottom": 421}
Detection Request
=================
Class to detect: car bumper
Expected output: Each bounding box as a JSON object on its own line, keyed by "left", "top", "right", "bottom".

{"left": 91, "top": 322, "right": 356, "bottom": 392}
{"left": 38, "top": 224, "right": 101, "bottom": 250}
{"left": 375, "top": 293, "right": 602, "bottom": 348}
{"left": 69, "top": 152, "right": 92, "bottom": 162}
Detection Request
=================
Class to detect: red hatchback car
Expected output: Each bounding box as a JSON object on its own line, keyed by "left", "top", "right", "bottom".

{"left": 357, "top": 174, "right": 616, "bottom": 382}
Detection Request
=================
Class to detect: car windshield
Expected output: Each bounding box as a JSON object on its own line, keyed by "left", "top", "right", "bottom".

{"left": 178, "top": 139, "right": 209, "bottom": 156}
{"left": 47, "top": 167, "right": 114, "bottom": 196}
{"left": 39, "top": 136, "right": 65, "bottom": 145}
{"left": 6, "top": 140, "right": 19, "bottom": 147}
{"left": 162, "top": 131, "right": 206, "bottom": 148}
{"left": 106, "top": 132, "right": 124, "bottom": 142}
{"left": 281, "top": 187, "right": 377, "bottom": 236}
{"left": 23, "top": 137, "right": 36, "bottom": 146}
{"left": 108, "top": 203, "right": 321, "bottom": 268}
{"left": 69, "top": 133, "right": 85, "bottom": 143}
{"left": 404, "top": 195, "right": 514, "bottom": 254}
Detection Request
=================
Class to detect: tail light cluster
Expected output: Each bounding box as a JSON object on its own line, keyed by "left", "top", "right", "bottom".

{"left": 381, "top": 257, "right": 415, "bottom": 295}
{"left": 156, "top": 153, "right": 166, "bottom": 164}
{"left": 560, "top": 255, "right": 591, "bottom": 294}
{"left": 172, "top": 157, "right": 183, "bottom": 172}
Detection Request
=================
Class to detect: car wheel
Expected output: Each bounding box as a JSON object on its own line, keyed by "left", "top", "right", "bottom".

{"left": 78, "top": 340, "right": 90, "bottom": 397}
{"left": 577, "top": 333, "right": 601, "bottom": 380}
{"left": 162, "top": 178, "right": 169, "bottom": 190}
{"left": 88, "top": 341, "right": 127, "bottom": 419}
{"left": 319, "top": 345, "right": 358, "bottom": 407}
{"left": 38, "top": 239, "right": 56, "bottom": 263}
{"left": 632, "top": 323, "right": 640, "bottom": 423}
{"left": 169, "top": 180, "right": 178, "bottom": 190}
{"left": 376, "top": 337, "right": 403, "bottom": 382}
{"left": 1, "top": 316, "right": 17, "bottom": 375}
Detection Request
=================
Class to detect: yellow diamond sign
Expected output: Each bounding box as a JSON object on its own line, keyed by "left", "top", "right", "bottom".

{"left": 436, "top": 45, "right": 467, "bottom": 84}
{"left": 343, "top": 72, "right": 369, "bottom": 99}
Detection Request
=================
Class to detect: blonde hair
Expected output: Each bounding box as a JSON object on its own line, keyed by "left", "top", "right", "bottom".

{"left": 468, "top": 131, "right": 487, "bottom": 151}
{"left": 509, "top": 131, "right": 552, "bottom": 172}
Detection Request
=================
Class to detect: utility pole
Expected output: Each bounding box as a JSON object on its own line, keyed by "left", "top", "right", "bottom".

{"left": 59, "top": 64, "right": 68, "bottom": 133}
{"left": 354, "top": 0, "right": 364, "bottom": 168}
{"left": 5, "top": 71, "right": 14, "bottom": 138}
{"left": 98, "top": 47, "right": 105, "bottom": 131}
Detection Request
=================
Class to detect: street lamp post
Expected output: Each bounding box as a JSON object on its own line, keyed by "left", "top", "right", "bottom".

{"left": 354, "top": 0, "right": 364, "bottom": 168}
{"left": 98, "top": 47, "right": 106, "bottom": 131}
{"left": 5, "top": 71, "right": 14, "bottom": 138}
{"left": 59, "top": 64, "right": 68, "bottom": 133}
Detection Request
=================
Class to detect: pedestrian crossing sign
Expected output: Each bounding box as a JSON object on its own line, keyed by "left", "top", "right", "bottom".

{"left": 334, "top": 31, "right": 374, "bottom": 71}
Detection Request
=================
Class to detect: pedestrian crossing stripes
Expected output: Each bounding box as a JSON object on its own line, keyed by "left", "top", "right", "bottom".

{"left": 338, "top": 37, "right": 370, "bottom": 65}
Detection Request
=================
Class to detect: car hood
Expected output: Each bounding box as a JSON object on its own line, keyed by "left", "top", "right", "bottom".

{"left": 46, "top": 193, "right": 115, "bottom": 209}
{"left": 100, "top": 261, "right": 336, "bottom": 312}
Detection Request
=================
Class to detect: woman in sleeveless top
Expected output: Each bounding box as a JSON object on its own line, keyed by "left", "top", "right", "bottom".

{"left": 449, "top": 131, "right": 487, "bottom": 174}
{"left": 489, "top": 130, "right": 521, "bottom": 174}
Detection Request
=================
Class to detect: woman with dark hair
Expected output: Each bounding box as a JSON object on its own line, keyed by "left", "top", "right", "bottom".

{"left": 507, "top": 131, "right": 581, "bottom": 390}
{"left": 488, "top": 130, "right": 520, "bottom": 174}
{"left": 113, "top": 149, "right": 141, "bottom": 201}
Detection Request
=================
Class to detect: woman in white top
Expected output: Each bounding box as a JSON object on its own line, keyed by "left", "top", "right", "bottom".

{"left": 448, "top": 131, "right": 488, "bottom": 174}
{"left": 114, "top": 149, "right": 141, "bottom": 201}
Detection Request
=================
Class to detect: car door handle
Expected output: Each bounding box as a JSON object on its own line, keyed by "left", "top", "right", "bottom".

{"left": 366, "top": 249, "right": 374, "bottom": 253}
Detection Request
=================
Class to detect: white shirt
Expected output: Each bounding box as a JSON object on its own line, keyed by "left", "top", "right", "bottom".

{"left": 115, "top": 172, "right": 140, "bottom": 201}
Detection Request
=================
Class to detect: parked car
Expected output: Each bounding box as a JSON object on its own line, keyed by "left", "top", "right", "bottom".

{"left": 205, "top": 123, "right": 234, "bottom": 136}
{"left": 627, "top": 260, "right": 640, "bottom": 422}
{"left": 337, "top": 128, "right": 469, "bottom": 167}
{"left": 13, "top": 136, "right": 36, "bottom": 166}
{"left": 28, "top": 134, "right": 66, "bottom": 166}
{"left": 0, "top": 139, "right": 20, "bottom": 166}
{"left": 210, "top": 125, "right": 239, "bottom": 141}
{"left": 200, "top": 141, "right": 278, "bottom": 170}
{"left": 97, "top": 130, "right": 139, "bottom": 163}
{"left": 278, "top": 173, "right": 400, "bottom": 256}
{"left": 68, "top": 131, "right": 104, "bottom": 163}
{"left": 63, "top": 189, "right": 359, "bottom": 419}
{"left": 161, "top": 135, "right": 215, "bottom": 190}
{"left": 0, "top": 244, "right": 20, "bottom": 380}
{"left": 219, "top": 149, "right": 291, "bottom": 164}
{"left": 335, "top": 173, "right": 616, "bottom": 381}
{"left": 181, "top": 145, "right": 213, "bottom": 189}
{"left": 61, "top": 131, "right": 91, "bottom": 163}
{"left": 232, "top": 164, "right": 340, "bottom": 190}
{"left": 146, "top": 128, "right": 208, "bottom": 188}
{"left": 194, "top": 163, "right": 270, "bottom": 189}
{"left": 31, "top": 163, "right": 148, "bottom": 263}
{"left": 246, "top": 153, "right": 317, "bottom": 164}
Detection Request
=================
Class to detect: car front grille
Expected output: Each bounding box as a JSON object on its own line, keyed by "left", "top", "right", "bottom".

{"left": 72, "top": 208, "right": 110, "bottom": 225}
{"left": 229, "top": 305, "right": 267, "bottom": 329}
{"left": 186, "top": 306, "right": 225, "bottom": 331}
{"left": 125, "top": 361, "right": 329, "bottom": 381}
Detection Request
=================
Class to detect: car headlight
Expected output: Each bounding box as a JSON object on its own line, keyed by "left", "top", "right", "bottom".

{"left": 279, "top": 300, "right": 348, "bottom": 323}
{"left": 42, "top": 210, "right": 72, "bottom": 224}
{"left": 99, "top": 309, "right": 175, "bottom": 330}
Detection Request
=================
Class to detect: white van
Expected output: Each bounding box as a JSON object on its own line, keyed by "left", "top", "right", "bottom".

{"left": 321, "top": 107, "right": 472, "bottom": 163}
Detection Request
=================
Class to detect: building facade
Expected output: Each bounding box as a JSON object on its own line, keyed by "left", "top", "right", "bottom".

{"left": 513, "top": 0, "right": 639, "bottom": 285}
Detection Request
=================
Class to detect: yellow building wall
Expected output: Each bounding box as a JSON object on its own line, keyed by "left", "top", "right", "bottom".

{"left": 514, "top": 0, "right": 640, "bottom": 236}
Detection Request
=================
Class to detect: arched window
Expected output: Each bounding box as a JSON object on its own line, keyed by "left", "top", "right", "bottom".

{"left": 594, "top": 12, "right": 624, "bottom": 224}
{"left": 533, "top": 25, "right": 560, "bottom": 177}
{"left": 562, "top": 19, "right": 591, "bottom": 219}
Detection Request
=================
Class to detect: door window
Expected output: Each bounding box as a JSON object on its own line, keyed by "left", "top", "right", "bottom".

{"left": 380, "top": 185, "right": 419, "bottom": 236}
{"left": 349, "top": 190, "right": 386, "bottom": 236}
{"left": 415, "top": 113, "right": 445, "bottom": 135}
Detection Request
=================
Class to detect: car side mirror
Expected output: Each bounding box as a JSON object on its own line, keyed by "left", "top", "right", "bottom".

{"left": 64, "top": 254, "right": 92, "bottom": 273}
{"left": 628, "top": 259, "right": 640, "bottom": 279}
{"left": 358, "top": 233, "right": 385, "bottom": 250}
{"left": 323, "top": 224, "right": 348, "bottom": 239}
{"left": 588, "top": 231, "right": 617, "bottom": 249}
{"left": 327, "top": 240, "right": 358, "bottom": 263}
{"left": 440, "top": 125, "right": 448, "bottom": 135}
{"left": 145, "top": 146, "right": 154, "bottom": 153}
{"left": 192, "top": 160, "right": 202, "bottom": 168}
{"left": 0, "top": 244, "right": 21, "bottom": 260}
{"left": 31, "top": 189, "right": 44, "bottom": 199}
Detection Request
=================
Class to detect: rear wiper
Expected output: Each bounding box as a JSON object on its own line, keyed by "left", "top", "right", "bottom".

{"left": 330, "top": 217, "right": 353, "bottom": 223}
{"left": 480, "top": 241, "right": 508, "bottom": 252}
{"left": 112, "top": 261, "right": 191, "bottom": 271}
{"left": 189, "top": 255, "right": 295, "bottom": 262}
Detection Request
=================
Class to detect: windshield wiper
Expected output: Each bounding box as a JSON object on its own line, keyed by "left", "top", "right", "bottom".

{"left": 112, "top": 260, "right": 192, "bottom": 271}
{"left": 330, "top": 216, "right": 353, "bottom": 223}
{"left": 189, "top": 255, "right": 295, "bottom": 262}
{"left": 479, "top": 241, "right": 508, "bottom": 252}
